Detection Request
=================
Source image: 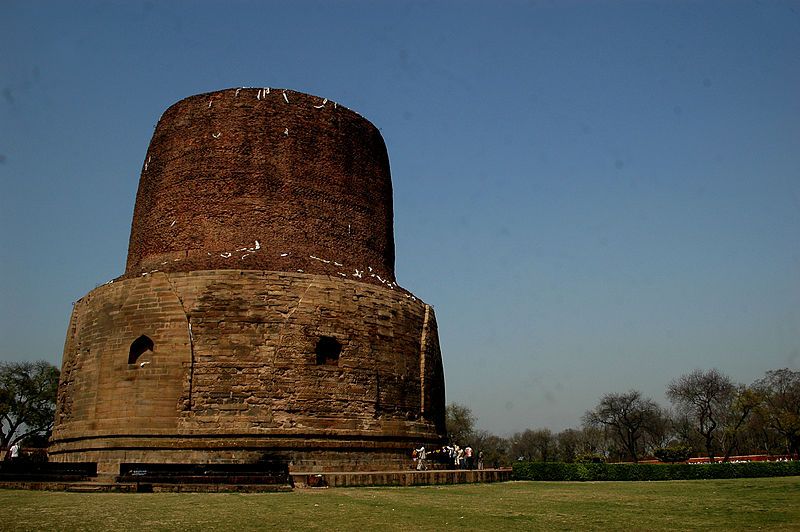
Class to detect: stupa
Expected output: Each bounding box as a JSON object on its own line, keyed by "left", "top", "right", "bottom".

{"left": 49, "top": 88, "right": 446, "bottom": 474}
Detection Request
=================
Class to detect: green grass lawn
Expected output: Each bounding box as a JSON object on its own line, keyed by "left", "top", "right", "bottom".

{"left": 2, "top": 477, "right": 799, "bottom": 531}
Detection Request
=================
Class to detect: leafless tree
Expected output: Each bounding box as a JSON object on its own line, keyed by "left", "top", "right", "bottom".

{"left": 511, "top": 428, "right": 555, "bottom": 462}
{"left": 753, "top": 368, "right": 800, "bottom": 457}
{"left": 720, "top": 386, "right": 761, "bottom": 461}
{"left": 583, "top": 390, "right": 663, "bottom": 463}
{"left": 555, "top": 428, "right": 582, "bottom": 463}
{"left": 666, "top": 368, "right": 735, "bottom": 462}
{"left": 445, "top": 402, "right": 476, "bottom": 444}
{"left": 471, "top": 429, "right": 511, "bottom": 467}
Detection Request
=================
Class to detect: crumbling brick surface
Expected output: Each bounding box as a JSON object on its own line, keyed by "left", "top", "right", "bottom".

{"left": 125, "top": 89, "right": 396, "bottom": 287}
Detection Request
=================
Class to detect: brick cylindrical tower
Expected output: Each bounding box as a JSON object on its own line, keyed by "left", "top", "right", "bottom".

{"left": 50, "top": 89, "right": 446, "bottom": 475}
{"left": 126, "top": 89, "right": 395, "bottom": 284}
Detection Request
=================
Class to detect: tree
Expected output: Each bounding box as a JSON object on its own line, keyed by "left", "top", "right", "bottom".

{"left": 720, "top": 386, "right": 760, "bottom": 461}
{"left": 753, "top": 368, "right": 800, "bottom": 457}
{"left": 471, "top": 429, "right": 510, "bottom": 468}
{"left": 734, "top": 408, "right": 780, "bottom": 456}
{"left": 583, "top": 390, "right": 663, "bottom": 463}
{"left": 555, "top": 428, "right": 582, "bottom": 463}
{"left": 445, "top": 402, "right": 475, "bottom": 444}
{"left": 672, "top": 411, "right": 704, "bottom": 454}
{"left": 667, "top": 368, "right": 735, "bottom": 463}
{"left": 0, "top": 361, "right": 60, "bottom": 449}
{"left": 574, "top": 425, "right": 610, "bottom": 461}
{"left": 511, "top": 428, "right": 555, "bottom": 462}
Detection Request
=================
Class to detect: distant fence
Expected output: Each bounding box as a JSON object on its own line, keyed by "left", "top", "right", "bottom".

{"left": 638, "top": 454, "right": 796, "bottom": 464}
{"left": 686, "top": 454, "right": 795, "bottom": 464}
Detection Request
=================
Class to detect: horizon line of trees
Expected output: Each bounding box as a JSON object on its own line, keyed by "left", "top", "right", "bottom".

{"left": 446, "top": 367, "right": 800, "bottom": 467}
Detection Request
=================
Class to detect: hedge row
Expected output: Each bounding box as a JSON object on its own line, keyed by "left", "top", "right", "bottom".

{"left": 512, "top": 461, "right": 800, "bottom": 481}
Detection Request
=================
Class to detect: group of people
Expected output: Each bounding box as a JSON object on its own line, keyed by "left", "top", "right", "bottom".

{"left": 412, "top": 444, "right": 485, "bottom": 471}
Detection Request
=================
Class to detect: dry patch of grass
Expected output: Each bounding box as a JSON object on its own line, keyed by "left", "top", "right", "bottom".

{"left": 1, "top": 477, "right": 798, "bottom": 531}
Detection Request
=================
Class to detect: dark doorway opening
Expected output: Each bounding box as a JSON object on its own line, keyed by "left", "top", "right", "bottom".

{"left": 129, "top": 335, "right": 154, "bottom": 364}
{"left": 315, "top": 336, "right": 341, "bottom": 366}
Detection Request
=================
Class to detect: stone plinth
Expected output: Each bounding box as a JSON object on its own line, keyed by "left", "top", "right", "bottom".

{"left": 50, "top": 270, "right": 445, "bottom": 473}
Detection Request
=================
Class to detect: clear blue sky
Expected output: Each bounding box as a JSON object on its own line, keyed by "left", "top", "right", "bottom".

{"left": 2, "top": 0, "right": 798, "bottom": 435}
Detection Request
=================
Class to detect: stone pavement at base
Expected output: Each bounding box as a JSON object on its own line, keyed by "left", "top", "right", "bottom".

{"left": 290, "top": 468, "right": 512, "bottom": 488}
{"left": 0, "top": 469, "right": 512, "bottom": 492}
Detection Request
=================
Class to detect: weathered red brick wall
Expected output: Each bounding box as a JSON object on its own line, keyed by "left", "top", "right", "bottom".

{"left": 125, "top": 89, "right": 396, "bottom": 286}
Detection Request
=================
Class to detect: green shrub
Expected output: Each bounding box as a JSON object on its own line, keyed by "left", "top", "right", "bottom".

{"left": 654, "top": 445, "right": 693, "bottom": 463}
{"left": 512, "top": 460, "right": 800, "bottom": 481}
{"left": 575, "top": 453, "right": 605, "bottom": 464}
